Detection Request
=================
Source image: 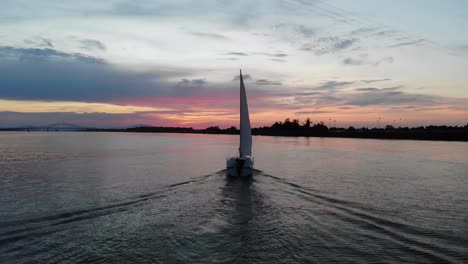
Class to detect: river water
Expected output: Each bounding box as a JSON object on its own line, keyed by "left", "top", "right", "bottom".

{"left": 1, "top": 132, "right": 467, "bottom": 263}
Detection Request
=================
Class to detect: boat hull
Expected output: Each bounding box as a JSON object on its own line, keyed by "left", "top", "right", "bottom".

{"left": 226, "top": 156, "right": 254, "bottom": 177}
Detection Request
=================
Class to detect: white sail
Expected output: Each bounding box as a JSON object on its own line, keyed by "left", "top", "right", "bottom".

{"left": 239, "top": 70, "right": 252, "bottom": 157}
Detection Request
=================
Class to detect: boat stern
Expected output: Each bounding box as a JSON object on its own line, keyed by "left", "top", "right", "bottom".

{"left": 226, "top": 156, "right": 254, "bottom": 177}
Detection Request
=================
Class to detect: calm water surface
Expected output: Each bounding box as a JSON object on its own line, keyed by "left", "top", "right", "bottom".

{"left": 1, "top": 132, "right": 467, "bottom": 263}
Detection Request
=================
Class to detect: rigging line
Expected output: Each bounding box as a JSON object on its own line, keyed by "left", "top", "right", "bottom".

{"left": 313, "top": 0, "right": 433, "bottom": 42}
{"left": 280, "top": 0, "right": 347, "bottom": 31}
{"left": 296, "top": 0, "right": 466, "bottom": 57}
{"left": 296, "top": 0, "right": 372, "bottom": 27}
{"left": 285, "top": 0, "right": 401, "bottom": 41}
{"left": 282, "top": 0, "right": 349, "bottom": 26}
{"left": 293, "top": 0, "right": 381, "bottom": 30}
{"left": 293, "top": 0, "right": 419, "bottom": 42}
{"left": 292, "top": 0, "right": 412, "bottom": 42}
{"left": 281, "top": 0, "right": 391, "bottom": 40}
{"left": 284, "top": 0, "right": 378, "bottom": 39}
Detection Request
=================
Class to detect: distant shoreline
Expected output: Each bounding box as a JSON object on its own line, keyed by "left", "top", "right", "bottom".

{"left": 2, "top": 125, "right": 467, "bottom": 142}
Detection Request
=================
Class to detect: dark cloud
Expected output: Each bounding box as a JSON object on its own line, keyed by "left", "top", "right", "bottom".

{"left": 255, "top": 79, "right": 281, "bottom": 85}
{"left": 271, "top": 58, "right": 286, "bottom": 62}
{"left": 173, "top": 78, "right": 207, "bottom": 95}
{"left": 343, "top": 57, "right": 364, "bottom": 65}
{"left": 302, "top": 37, "right": 357, "bottom": 55}
{"left": 343, "top": 56, "right": 394, "bottom": 67}
{"left": 80, "top": 39, "right": 106, "bottom": 51}
{"left": 354, "top": 88, "right": 379, "bottom": 92}
{"left": 111, "top": 1, "right": 166, "bottom": 16}
{"left": 312, "top": 80, "right": 354, "bottom": 91}
{"left": 375, "top": 30, "right": 397, "bottom": 37}
{"left": 0, "top": 46, "right": 204, "bottom": 102}
{"left": 190, "top": 32, "right": 228, "bottom": 40}
{"left": 217, "top": 57, "right": 238, "bottom": 61}
{"left": 387, "top": 39, "right": 425, "bottom": 48}
{"left": 361, "top": 79, "right": 391, "bottom": 83}
{"left": 354, "top": 86, "right": 402, "bottom": 92}
{"left": 333, "top": 39, "right": 355, "bottom": 50}
{"left": 266, "top": 53, "right": 288, "bottom": 57}
{"left": 350, "top": 27, "right": 379, "bottom": 36}
{"left": 232, "top": 74, "right": 252, "bottom": 81}
{"left": 291, "top": 92, "right": 323, "bottom": 96}
{"left": 456, "top": 44, "right": 468, "bottom": 51}
{"left": 272, "top": 23, "right": 317, "bottom": 38}
{"left": 178, "top": 78, "right": 206, "bottom": 86}
{"left": 346, "top": 89, "right": 434, "bottom": 106}
{"left": 24, "top": 37, "right": 53, "bottom": 48}
{"left": 225, "top": 51, "right": 249, "bottom": 56}
{"left": 297, "top": 25, "right": 317, "bottom": 37}
{"left": 223, "top": 51, "right": 288, "bottom": 59}
{"left": 373, "top": 56, "right": 394, "bottom": 66}
{"left": 295, "top": 110, "right": 331, "bottom": 115}
{"left": 0, "top": 46, "right": 104, "bottom": 64}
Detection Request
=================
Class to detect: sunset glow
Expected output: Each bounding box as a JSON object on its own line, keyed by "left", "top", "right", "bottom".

{"left": 1, "top": 1, "right": 467, "bottom": 128}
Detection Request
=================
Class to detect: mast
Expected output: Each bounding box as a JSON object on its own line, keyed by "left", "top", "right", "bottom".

{"left": 239, "top": 69, "right": 252, "bottom": 157}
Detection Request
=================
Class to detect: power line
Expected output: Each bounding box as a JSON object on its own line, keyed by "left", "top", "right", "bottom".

{"left": 285, "top": 0, "right": 466, "bottom": 58}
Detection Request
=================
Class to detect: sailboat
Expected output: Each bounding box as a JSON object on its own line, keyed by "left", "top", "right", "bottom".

{"left": 226, "top": 70, "right": 254, "bottom": 177}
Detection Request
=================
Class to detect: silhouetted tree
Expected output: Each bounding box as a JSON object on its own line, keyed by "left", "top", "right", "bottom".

{"left": 226, "top": 126, "right": 237, "bottom": 133}
{"left": 206, "top": 126, "right": 221, "bottom": 132}
{"left": 304, "top": 118, "right": 311, "bottom": 128}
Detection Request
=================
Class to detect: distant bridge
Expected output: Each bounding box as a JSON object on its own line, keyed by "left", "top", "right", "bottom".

{"left": 12, "top": 123, "right": 93, "bottom": 131}
{"left": 45, "top": 123, "right": 88, "bottom": 131}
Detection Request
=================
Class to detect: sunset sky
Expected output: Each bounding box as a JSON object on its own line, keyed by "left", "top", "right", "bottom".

{"left": 1, "top": 0, "right": 467, "bottom": 128}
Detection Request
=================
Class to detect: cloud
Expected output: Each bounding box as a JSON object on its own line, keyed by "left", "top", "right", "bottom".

{"left": 295, "top": 110, "right": 331, "bottom": 115}
{"left": 455, "top": 44, "right": 468, "bottom": 51}
{"left": 343, "top": 57, "right": 364, "bottom": 65}
{"left": 353, "top": 86, "right": 402, "bottom": 92}
{"left": 80, "top": 39, "right": 106, "bottom": 51}
{"left": 174, "top": 78, "right": 206, "bottom": 95}
{"left": 217, "top": 57, "right": 238, "bottom": 61}
{"left": 0, "top": 46, "right": 104, "bottom": 64}
{"left": 111, "top": 1, "right": 168, "bottom": 16}
{"left": 272, "top": 23, "right": 317, "bottom": 38}
{"left": 272, "top": 58, "right": 286, "bottom": 62}
{"left": 0, "top": 46, "right": 202, "bottom": 102}
{"left": 178, "top": 78, "right": 206, "bottom": 86}
{"left": 297, "top": 25, "right": 317, "bottom": 37}
{"left": 225, "top": 51, "right": 249, "bottom": 56}
{"left": 345, "top": 88, "right": 434, "bottom": 106}
{"left": 254, "top": 52, "right": 288, "bottom": 57}
{"left": 224, "top": 51, "right": 288, "bottom": 58}
{"left": 343, "top": 56, "right": 394, "bottom": 67}
{"left": 302, "top": 37, "right": 357, "bottom": 55}
{"left": 373, "top": 56, "right": 394, "bottom": 66}
{"left": 312, "top": 80, "right": 354, "bottom": 91}
{"left": 24, "top": 37, "right": 53, "bottom": 48}
{"left": 255, "top": 79, "right": 281, "bottom": 85}
{"left": 232, "top": 74, "right": 252, "bottom": 81}
{"left": 375, "top": 30, "right": 397, "bottom": 38}
{"left": 354, "top": 88, "right": 379, "bottom": 92}
{"left": 387, "top": 39, "right": 425, "bottom": 48}
{"left": 361, "top": 79, "right": 391, "bottom": 83}
{"left": 333, "top": 39, "right": 355, "bottom": 50}
{"left": 350, "top": 27, "right": 380, "bottom": 36}
{"left": 190, "top": 32, "right": 228, "bottom": 40}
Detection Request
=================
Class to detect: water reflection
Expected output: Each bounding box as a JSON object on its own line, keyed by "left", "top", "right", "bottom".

{"left": 2, "top": 132, "right": 467, "bottom": 263}
{"left": 222, "top": 175, "right": 254, "bottom": 226}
